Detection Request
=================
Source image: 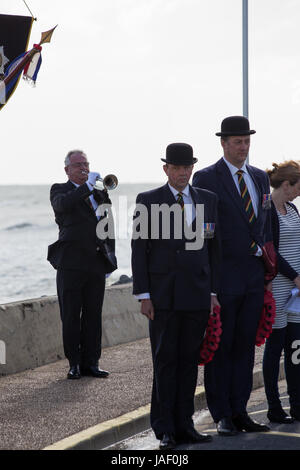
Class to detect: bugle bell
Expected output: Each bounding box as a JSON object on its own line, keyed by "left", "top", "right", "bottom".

{"left": 94, "top": 174, "right": 118, "bottom": 191}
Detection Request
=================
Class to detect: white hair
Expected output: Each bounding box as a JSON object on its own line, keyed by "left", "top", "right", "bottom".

{"left": 64, "top": 150, "right": 87, "bottom": 167}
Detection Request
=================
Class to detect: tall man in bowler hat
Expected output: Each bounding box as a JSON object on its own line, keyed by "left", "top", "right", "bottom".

{"left": 131, "top": 143, "right": 221, "bottom": 449}
{"left": 193, "top": 116, "right": 272, "bottom": 435}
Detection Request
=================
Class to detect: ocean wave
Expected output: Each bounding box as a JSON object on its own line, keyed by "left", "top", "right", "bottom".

{"left": 4, "top": 223, "right": 36, "bottom": 231}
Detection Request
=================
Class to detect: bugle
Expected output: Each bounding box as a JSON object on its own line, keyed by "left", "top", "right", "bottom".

{"left": 94, "top": 174, "right": 118, "bottom": 191}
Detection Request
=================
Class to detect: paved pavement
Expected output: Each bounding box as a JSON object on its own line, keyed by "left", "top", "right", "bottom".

{"left": 0, "top": 337, "right": 297, "bottom": 451}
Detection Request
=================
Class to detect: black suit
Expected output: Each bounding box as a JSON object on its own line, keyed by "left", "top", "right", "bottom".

{"left": 131, "top": 183, "right": 221, "bottom": 438}
{"left": 48, "top": 180, "right": 115, "bottom": 367}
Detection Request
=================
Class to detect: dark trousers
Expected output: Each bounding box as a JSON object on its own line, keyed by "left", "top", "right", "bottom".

{"left": 204, "top": 290, "right": 264, "bottom": 422}
{"left": 149, "top": 309, "right": 209, "bottom": 439}
{"left": 263, "top": 323, "right": 300, "bottom": 413}
{"left": 56, "top": 268, "right": 105, "bottom": 366}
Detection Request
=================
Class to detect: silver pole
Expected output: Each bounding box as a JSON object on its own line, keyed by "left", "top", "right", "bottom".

{"left": 242, "top": 0, "right": 248, "bottom": 119}
{"left": 242, "top": 0, "right": 250, "bottom": 163}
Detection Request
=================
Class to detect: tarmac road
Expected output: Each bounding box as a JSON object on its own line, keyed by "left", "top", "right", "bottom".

{"left": 106, "top": 380, "right": 300, "bottom": 452}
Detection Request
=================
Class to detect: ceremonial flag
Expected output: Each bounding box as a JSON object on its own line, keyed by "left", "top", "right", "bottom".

{"left": 0, "top": 14, "right": 34, "bottom": 109}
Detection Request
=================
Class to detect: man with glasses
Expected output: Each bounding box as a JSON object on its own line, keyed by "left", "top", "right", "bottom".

{"left": 48, "top": 150, "right": 115, "bottom": 379}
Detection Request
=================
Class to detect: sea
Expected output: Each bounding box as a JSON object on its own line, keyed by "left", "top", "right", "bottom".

{"left": 2, "top": 184, "right": 299, "bottom": 305}
{"left": 0, "top": 183, "right": 158, "bottom": 305}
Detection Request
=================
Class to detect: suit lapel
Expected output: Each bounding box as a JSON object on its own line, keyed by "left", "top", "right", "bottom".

{"left": 161, "top": 183, "right": 184, "bottom": 241}
{"left": 66, "top": 180, "right": 76, "bottom": 190}
{"left": 189, "top": 185, "right": 199, "bottom": 205}
{"left": 189, "top": 185, "right": 202, "bottom": 232}
{"left": 246, "top": 165, "right": 263, "bottom": 208}
{"left": 68, "top": 180, "right": 98, "bottom": 219}
{"left": 162, "top": 183, "right": 177, "bottom": 205}
{"left": 246, "top": 165, "right": 266, "bottom": 229}
{"left": 189, "top": 185, "right": 202, "bottom": 218}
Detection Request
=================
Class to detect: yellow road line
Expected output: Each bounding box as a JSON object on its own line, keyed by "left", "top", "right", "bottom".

{"left": 43, "top": 378, "right": 295, "bottom": 450}
{"left": 264, "top": 431, "right": 300, "bottom": 438}
{"left": 44, "top": 385, "right": 207, "bottom": 450}
{"left": 43, "top": 404, "right": 151, "bottom": 450}
{"left": 202, "top": 429, "right": 300, "bottom": 438}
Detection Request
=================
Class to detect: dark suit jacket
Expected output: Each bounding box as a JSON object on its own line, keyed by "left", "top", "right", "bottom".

{"left": 271, "top": 201, "right": 299, "bottom": 281}
{"left": 131, "top": 183, "right": 221, "bottom": 311}
{"left": 192, "top": 158, "right": 272, "bottom": 295}
{"left": 47, "top": 180, "right": 116, "bottom": 274}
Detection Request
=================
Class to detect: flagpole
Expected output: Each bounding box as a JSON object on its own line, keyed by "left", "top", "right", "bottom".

{"left": 22, "top": 0, "right": 37, "bottom": 21}
{"left": 3, "top": 46, "right": 39, "bottom": 86}
{"left": 3, "top": 26, "right": 57, "bottom": 87}
{"left": 242, "top": 0, "right": 248, "bottom": 119}
{"left": 242, "top": 0, "right": 250, "bottom": 163}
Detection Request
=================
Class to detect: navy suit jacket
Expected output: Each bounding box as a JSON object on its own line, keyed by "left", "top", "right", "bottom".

{"left": 193, "top": 158, "right": 272, "bottom": 295}
{"left": 131, "top": 183, "right": 221, "bottom": 311}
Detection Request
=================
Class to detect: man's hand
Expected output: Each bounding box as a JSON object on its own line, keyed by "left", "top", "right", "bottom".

{"left": 294, "top": 275, "right": 300, "bottom": 295}
{"left": 93, "top": 188, "right": 111, "bottom": 205}
{"left": 265, "top": 281, "right": 272, "bottom": 292}
{"left": 141, "top": 299, "right": 155, "bottom": 320}
{"left": 210, "top": 294, "right": 220, "bottom": 315}
{"left": 87, "top": 172, "right": 101, "bottom": 187}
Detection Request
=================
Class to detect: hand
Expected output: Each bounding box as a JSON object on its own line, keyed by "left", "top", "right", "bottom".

{"left": 210, "top": 294, "right": 220, "bottom": 316}
{"left": 87, "top": 172, "right": 101, "bottom": 187}
{"left": 93, "top": 188, "right": 111, "bottom": 205}
{"left": 265, "top": 281, "right": 272, "bottom": 292}
{"left": 141, "top": 299, "right": 155, "bottom": 320}
{"left": 294, "top": 275, "right": 300, "bottom": 294}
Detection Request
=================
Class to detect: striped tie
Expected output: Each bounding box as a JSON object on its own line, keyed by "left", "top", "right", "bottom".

{"left": 236, "top": 170, "right": 257, "bottom": 254}
{"left": 85, "top": 197, "right": 93, "bottom": 209}
{"left": 177, "top": 192, "right": 184, "bottom": 211}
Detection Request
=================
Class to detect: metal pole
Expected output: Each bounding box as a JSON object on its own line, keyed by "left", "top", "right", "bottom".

{"left": 242, "top": 0, "right": 250, "bottom": 163}
{"left": 242, "top": 0, "right": 248, "bottom": 119}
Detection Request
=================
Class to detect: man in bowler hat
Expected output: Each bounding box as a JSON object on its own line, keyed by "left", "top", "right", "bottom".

{"left": 193, "top": 116, "right": 271, "bottom": 435}
{"left": 131, "top": 143, "right": 221, "bottom": 449}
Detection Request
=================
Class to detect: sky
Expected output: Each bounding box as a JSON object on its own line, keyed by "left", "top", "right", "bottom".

{"left": 1, "top": 0, "right": 300, "bottom": 185}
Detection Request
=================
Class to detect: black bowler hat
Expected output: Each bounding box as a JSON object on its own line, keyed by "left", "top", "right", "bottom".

{"left": 161, "top": 143, "right": 198, "bottom": 165}
{"left": 216, "top": 116, "right": 256, "bottom": 137}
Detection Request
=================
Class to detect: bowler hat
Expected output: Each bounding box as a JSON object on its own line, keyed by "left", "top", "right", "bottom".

{"left": 216, "top": 116, "right": 256, "bottom": 137}
{"left": 161, "top": 143, "right": 198, "bottom": 165}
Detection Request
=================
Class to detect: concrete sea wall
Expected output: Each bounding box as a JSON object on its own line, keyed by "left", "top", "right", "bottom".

{"left": 0, "top": 283, "right": 148, "bottom": 376}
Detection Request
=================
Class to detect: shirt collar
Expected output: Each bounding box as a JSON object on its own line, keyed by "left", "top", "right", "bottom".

{"left": 168, "top": 183, "right": 190, "bottom": 197}
{"left": 222, "top": 156, "right": 248, "bottom": 177}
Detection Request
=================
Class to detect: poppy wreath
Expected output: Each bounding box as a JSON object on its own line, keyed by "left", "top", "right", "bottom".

{"left": 199, "top": 305, "right": 222, "bottom": 365}
{"left": 255, "top": 289, "right": 276, "bottom": 347}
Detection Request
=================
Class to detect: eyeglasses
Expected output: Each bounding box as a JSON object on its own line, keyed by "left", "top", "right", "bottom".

{"left": 69, "top": 162, "right": 90, "bottom": 168}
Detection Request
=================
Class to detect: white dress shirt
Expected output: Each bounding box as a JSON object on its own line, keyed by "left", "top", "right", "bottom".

{"left": 167, "top": 183, "right": 195, "bottom": 226}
